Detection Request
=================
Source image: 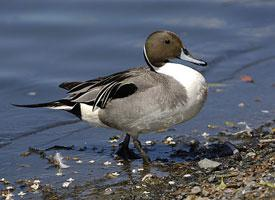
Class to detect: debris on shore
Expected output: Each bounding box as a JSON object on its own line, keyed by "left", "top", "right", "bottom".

{"left": 1, "top": 120, "right": 274, "bottom": 199}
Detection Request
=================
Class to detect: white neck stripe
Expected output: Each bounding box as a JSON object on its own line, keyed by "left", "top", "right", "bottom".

{"left": 143, "top": 46, "right": 156, "bottom": 71}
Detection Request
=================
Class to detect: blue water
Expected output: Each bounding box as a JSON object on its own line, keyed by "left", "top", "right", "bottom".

{"left": 1, "top": 0, "right": 275, "bottom": 197}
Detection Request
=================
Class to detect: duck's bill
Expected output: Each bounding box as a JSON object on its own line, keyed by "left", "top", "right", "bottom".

{"left": 179, "top": 48, "right": 207, "bottom": 66}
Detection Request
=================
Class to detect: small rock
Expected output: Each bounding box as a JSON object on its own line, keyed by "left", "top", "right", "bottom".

{"left": 66, "top": 178, "right": 74, "bottom": 182}
{"left": 202, "top": 189, "right": 209, "bottom": 196}
{"left": 202, "top": 132, "right": 209, "bottom": 137}
{"left": 104, "top": 188, "right": 113, "bottom": 195}
{"left": 116, "top": 162, "right": 123, "bottom": 166}
{"left": 142, "top": 174, "right": 153, "bottom": 182}
{"left": 176, "top": 195, "right": 184, "bottom": 200}
{"left": 28, "top": 91, "right": 36, "bottom": 96}
{"left": 76, "top": 160, "right": 83, "bottom": 164}
{"left": 261, "top": 110, "right": 269, "bottom": 114}
{"left": 198, "top": 158, "right": 221, "bottom": 169}
{"left": 62, "top": 181, "right": 71, "bottom": 188}
{"left": 17, "top": 191, "right": 26, "bottom": 197}
{"left": 246, "top": 152, "right": 256, "bottom": 158}
{"left": 183, "top": 174, "right": 192, "bottom": 178}
{"left": 145, "top": 140, "right": 155, "bottom": 145}
{"left": 238, "top": 102, "right": 245, "bottom": 107}
{"left": 191, "top": 186, "right": 201, "bottom": 194}
{"left": 103, "top": 161, "right": 112, "bottom": 166}
{"left": 163, "top": 136, "right": 176, "bottom": 145}
{"left": 56, "top": 172, "right": 63, "bottom": 176}
{"left": 168, "top": 181, "right": 175, "bottom": 185}
{"left": 6, "top": 186, "right": 14, "bottom": 190}
{"left": 30, "top": 183, "right": 39, "bottom": 190}
{"left": 224, "top": 188, "right": 234, "bottom": 193}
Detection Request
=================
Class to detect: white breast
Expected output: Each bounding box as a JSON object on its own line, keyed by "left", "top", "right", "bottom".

{"left": 156, "top": 63, "right": 207, "bottom": 119}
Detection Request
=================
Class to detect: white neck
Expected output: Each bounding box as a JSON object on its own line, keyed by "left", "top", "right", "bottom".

{"left": 157, "top": 63, "right": 199, "bottom": 84}
{"left": 156, "top": 62, "right": 206, "bottom": 99}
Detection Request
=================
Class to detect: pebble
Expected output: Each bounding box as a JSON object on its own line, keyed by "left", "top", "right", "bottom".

{"left": 108, "top": 139, "right": 118, "bottom": 143}
{"left": 56, "top": 172, "right": 63, "bottom": 176}
{"left": 261, "top": 110, "right": 269, "bottom": 113}
{"left": 104, "top": 188, "right": 113, "bottom": 195}
{"left": 238, "top": 102, "right": 245, "bottom": 107}
{"left": 202, "top": 132, "right": 209, "bottom": 137}
{"left": 116, "top": 162, "right": 123, "bottom": 166}
{"left": 145, "top": 140, "right": 154, "bottom": 145}
{"left": 27, "top": 91, "right": 36, "bottom": 96}
{"left": 142, "top": 174, "right": 153, "bottom": 182}
{"left": 208, "top": 175, "right": 216, "bottom": 183}
{"left": 33, "top": 180, "right": 40, "bottom": 184}
{"left": 103, "top": 161, "right": 112, "bottom": 166}
{"left": 163, "top": 136, "right": 176, "bottom": 145}
{"left": 67, "top": 178, "right": 74, "bottom": 182}
{"left": 183, "top": 174, "right": 192, "bottom": 178}
{"left": 62, "top": 181, "right": 71, "bottom": 188}
{"left": 6, "top": 186, "right": 13, "bottom": 190}
{"left": 168, "top": 181, "right": 175, "bottom": 185}
{"left": 17, "top": 191, "right": 26, "bottom": 197}
{"left": 246, "top": 152, "right": 256, "bottom": 158}
{"left": 111, "top": 172, "right": 120, "bottom": 177}
{"left": 30, "top": 183, "right": 39, "bottom": 190}
{"left": 198, "top": 158, "right": 221, "bottom": 169}
{"left": 224, "top": 188, "right": 234, "bottom": 193}
{"left": 3, "top": 193, "right": 14, "bottom": 200}
{"left": 202, "top": 189, "right": 209, "bottom": 196}
{"left": 191, "top": 186, "right": 201, "bottom": 194}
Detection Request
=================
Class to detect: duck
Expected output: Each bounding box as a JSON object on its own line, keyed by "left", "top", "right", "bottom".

{"left": 14, "top": 30, "right": 208, "bottom": 163}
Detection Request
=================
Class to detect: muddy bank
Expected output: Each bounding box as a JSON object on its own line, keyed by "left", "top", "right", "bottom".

{"left": 56, "top": 121, "right": 275, "bottom": 200}
{"left": 2, "top": 120, "right": 274, "bottom": 200}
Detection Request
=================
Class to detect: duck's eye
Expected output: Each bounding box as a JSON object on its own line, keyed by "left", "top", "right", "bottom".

{"left": 164, "top": 39, "right": 170, "bottom": 44}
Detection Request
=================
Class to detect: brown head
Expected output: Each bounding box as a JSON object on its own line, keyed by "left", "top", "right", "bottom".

{"left": 143, "top": 30, "right": 207, "bottom": 69}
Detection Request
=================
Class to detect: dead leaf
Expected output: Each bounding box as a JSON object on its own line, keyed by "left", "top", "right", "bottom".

{"left": 224, "top": 121, "right": 236, "bottom": 128}
{"left": 218, "top": 177, "right": 227, "bottom": 190}
{"left": 240, "top": 75, "right": 254, "bottom": 83}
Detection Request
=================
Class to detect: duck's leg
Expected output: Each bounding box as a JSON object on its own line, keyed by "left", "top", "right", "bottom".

{"left": 116, "top": 133, "right": 140, "bottom": 160}
{"left": 132, "top": 136, "right": 151, "bottom": 164}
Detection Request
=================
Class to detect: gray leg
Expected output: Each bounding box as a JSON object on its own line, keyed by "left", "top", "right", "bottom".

{"left": 116, "top": 134, "right": 140, "bottom": 160}
{"left": 132, "top": 137, "right": 151, "bottom": 164}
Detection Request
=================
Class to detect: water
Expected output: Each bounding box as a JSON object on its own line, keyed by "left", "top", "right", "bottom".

{"left": 1, "top": 0, "right": 275, "bottom": 197}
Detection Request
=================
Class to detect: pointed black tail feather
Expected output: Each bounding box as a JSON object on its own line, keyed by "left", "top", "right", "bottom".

{"left": 59, "top": 82, "right": 83, "bottom": 90}
{"left": 12, "top": 99, "right": 76, "bottom": 110}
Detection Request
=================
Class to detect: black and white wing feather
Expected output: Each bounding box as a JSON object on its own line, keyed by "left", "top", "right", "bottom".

{"left": 61, "top": 68, "right": 145, "bottom": 110}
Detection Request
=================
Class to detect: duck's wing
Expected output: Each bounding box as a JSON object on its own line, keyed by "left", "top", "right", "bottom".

{"left": 14, "top": 67, "right": 150, "bottom": 113}
{"left": 64, "top": 67, "right": 149, "bottom": 110}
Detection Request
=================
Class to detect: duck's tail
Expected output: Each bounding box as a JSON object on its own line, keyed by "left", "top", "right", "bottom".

{"left": 12, "top": 99, "right": 75, "bottom": 110}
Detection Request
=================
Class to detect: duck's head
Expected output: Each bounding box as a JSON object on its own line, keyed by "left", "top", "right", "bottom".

{"left": 143, "top": 30, "right": 207, "bottom": 69}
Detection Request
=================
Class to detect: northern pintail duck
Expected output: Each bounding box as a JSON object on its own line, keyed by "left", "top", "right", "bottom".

{"left": 15, "top": 30, "right": 208, "bottom": 163}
